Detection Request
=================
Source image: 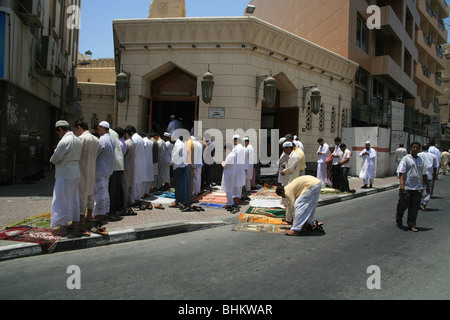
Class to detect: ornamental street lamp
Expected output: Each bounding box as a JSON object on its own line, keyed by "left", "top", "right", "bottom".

{"left": 116, "top": 71, "right": 130, "bottom": 103}
{"left": 256, "top": 74, "right": 277, "bottom": 108}
{"left": 201, "top": 68, "right": 215, "bottom": 105}
{"left": 303, "top": 85, "right": 322, "bottom": 114}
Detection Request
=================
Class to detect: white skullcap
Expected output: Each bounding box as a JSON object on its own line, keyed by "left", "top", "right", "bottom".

{"left": 233, "top": 134, "right": 240, "bottom": 139}
{"left": 279, "top": 137, "right": 286, "bottom": 145}
{"left": 365, "top": 140, "right": 370, "bottom": 144}
{"left": 243, "top": 137, "right": 249, "bottom": 141}
{"left": 99, "top": 121, "right": 110, "bottom": 129}
{"left": 164, "top": 132, "right": 171, "bottom": 137}
{"left": 170, "top": 115, "right": 176, "bottom": 119}
{"left": 294, "top": 135, "right": 298, "bottom": 140}
{"left": 55, "top": 120, "right": 69, "bottom": 128}
{"left": 283, "top": 141, "right": 293, "bottom": 147}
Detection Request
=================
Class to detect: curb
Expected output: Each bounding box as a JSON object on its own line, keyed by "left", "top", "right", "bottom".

{"left": 0, "top": 183, "right": 399, "bottom": 261}
{"left": 0, "top": 220, "right": 235, "bottom": 262}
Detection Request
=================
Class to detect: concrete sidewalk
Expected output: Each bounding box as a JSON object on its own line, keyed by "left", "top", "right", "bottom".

{"left": 0, "top": 171, "right": 399, "bottom": 261}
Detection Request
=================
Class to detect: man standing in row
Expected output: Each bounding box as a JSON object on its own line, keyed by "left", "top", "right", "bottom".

{"left": 50, "top": 120, "right": 82, "bottom": 236}
{"left": 90, "top": 121, "right": 115, "bottom": 221}
{"left": 73, "top": 120, "right": 99, "bottom": 234}
{"left": 233, "top": 135, "right": 246, "bottom": 204}
{"left": 418, "top": 143, "right": 438, "bottom": 211}
{"left": 359, "top": 141, "right": 377, "bottom": 188}
{"left": 316, "top": 138, "right": 329, "bottom": 185}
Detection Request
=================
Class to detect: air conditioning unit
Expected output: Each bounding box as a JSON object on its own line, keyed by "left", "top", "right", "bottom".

{"left": 67, "top": 77, "right": 78, "bottom": 101}
{"left": 38, "top": 36, "right": 57, "bottom": 76}
{"left": 54, "top": 50, "right": 68, "bottom": 78}
{"left": 15, "top": 0, "right": 45, "bottom": 28}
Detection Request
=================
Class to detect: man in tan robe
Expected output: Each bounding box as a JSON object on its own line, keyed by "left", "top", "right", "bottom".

{"left": 73, "top": 119, "right": 99, "bottom": 233}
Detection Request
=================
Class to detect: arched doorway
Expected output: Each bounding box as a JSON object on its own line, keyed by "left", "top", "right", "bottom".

{"left": 148, "top": 67, "right": 198, "bottom": 135}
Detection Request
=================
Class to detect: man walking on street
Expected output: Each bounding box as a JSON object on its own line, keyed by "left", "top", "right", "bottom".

{"left": 395, "top": 144, "right": 407, "bottom": 176}
{"left": 418, "top": 143, "right": 438, "bottom": 211}
{"left": 339, "top": 144, "right": 353, "bottom": 193}
{"left": 396, "top": 142, "right": 430, "bottom": 232}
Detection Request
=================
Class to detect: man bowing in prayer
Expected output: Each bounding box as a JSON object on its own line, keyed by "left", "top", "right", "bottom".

{"left": 276, "top": 175, "right": 324, "bottom": 236}
{"left": 359, "top": 141, "right": 377, "bottom": 188}
{"left": 50, "top": 120, "right": 82, "bottom": 236}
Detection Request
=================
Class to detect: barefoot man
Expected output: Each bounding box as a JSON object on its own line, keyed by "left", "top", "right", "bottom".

{"left": 276, "top": 175, "right": 324, "bottom": 236}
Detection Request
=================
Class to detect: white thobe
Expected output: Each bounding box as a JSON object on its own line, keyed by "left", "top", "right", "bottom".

{"left": 78, "top": 131, "right": 99, "bottom": 214}
{"left": 221, "top": 151, "right": 236, "bottom": 206}
{"left": 50, "top": 131, "right": 82, "bottom": 227}
{"left": 281, "top": 150, "right": 301, "bottom": 186}
{"left": 132, "top": 133, "right": 147, "bottom": 201}
{"left": 244, "top": 144, "right": 255, "bottom": 191}
{"left": 143, "top": 137, "right": 154, "bottom": 194}
{"left": 233, "top": 143, "right": 246, "bottom": 198}
{"left": 93, "top": 133, "right": 115, "bottom": 217}
{"left": 157, "top": 139, "right": 170, "bottom": 186}
{"left": 316, "top": 143, "right": 329, "bottom": 184}
{"left": 192, "top": 139, "right": 203, "bottom": 196}
{"left": 359, "top": 148, "right": 377, "bottom": 184}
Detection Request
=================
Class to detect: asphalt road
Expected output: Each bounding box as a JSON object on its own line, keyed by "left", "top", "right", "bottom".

{"left": 1, "top": 175, "right": 449, "bottom": 301}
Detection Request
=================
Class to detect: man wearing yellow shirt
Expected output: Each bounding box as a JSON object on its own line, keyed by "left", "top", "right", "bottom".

{"left": 276, "top": 175, "right": 324, "bottom": 236}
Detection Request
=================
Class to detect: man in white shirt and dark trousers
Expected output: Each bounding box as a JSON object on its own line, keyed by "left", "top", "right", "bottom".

{"left": 331, "top": 137, "right": 343, "bottom": 190}
{"left": 339, "top": 144, "right": 353, "bottom": 193}
{"left": 396, "top": 141, "right": 430, "bottom": 232}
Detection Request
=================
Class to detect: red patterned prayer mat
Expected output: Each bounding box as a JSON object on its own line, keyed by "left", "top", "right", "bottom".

{"left": 0, "top": 226, "right": 61, "bottom": 252}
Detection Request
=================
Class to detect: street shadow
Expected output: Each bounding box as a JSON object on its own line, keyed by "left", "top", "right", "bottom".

{"left": 396, "top": 225, "right": 434, "bottom": 232}
{"left": 422, "top": 208, "right": 441, "bottom": 212}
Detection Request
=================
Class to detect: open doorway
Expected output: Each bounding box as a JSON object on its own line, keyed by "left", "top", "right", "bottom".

{"left": 148, "top": 67, "right": 198, "bottom": 134}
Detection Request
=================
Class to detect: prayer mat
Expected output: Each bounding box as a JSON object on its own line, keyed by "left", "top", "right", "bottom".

{"left": 0, "top": 225, "right": 60, "bottom": 252}
{"left": 152, "top": 191, "right": 175, "bottom": 198}
{"left": 320, "top": 187, "right": 346, "bottom": 195}
{"left": 197, "top": 202, "right": 225, "bottom": 208}
{"left": 245, "top": 206, "right": 286, "bottom": 218}
{"left": 5, "top": 212, "right": 52, "bottom": 229}
{"left": 249, "top": 198, "right": 284, "bottom": 208}
{"left": 234, "top": 214, "right": 290, "bottom": 235}
{"left": 192, "top": 191, "right": 228, "bottom": 204}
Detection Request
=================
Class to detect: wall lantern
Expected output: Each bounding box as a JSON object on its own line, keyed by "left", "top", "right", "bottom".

{"left": 303, "top": 85, "right": 321, "bottom": 114}
{"left": 201, "top": 68, "right": 215, "bottom": 105}
{"left": 256, "top": 74, "right": 277, "bottom": 108}
{"left": 116, "top": 71, "right": 130, "bottom": 103}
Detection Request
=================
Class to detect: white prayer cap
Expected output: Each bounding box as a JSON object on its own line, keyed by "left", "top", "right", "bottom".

{"left": 365, "top": 140, "right": 370, "bottom": 144}
{"left": 294, "top": 135, "right": 298, "bottom": 140}
{"left": 243, "top": 137, "right": 249, "bottom": 141}
{"left": 279, "top": 137, "right": 286, "bottom": 145}
{"left": 170, "top": 115, "right": 176, "bottom": 119}
{"left": 99, "top": 121, "right": 110, "bottom": 129}
{"left": 164, "top": 132, "right": 171, "bottom": 137}
{"left": 283, "top": 141, "right": 293, "bottom": 148}
{"left": 55, "top": 120, "right": 69, "bottom": 128}
{"left": 233, "top": 134, "right": 240, "bottom": 139}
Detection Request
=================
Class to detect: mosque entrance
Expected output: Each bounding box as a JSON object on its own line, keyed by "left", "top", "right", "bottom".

{"left": 148, "top": 67, "right": 198, "bottom": 135}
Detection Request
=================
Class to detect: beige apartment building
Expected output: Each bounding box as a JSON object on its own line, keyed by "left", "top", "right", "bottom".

{"left": 0, "top": 0, "right": 83, "bottom": 184}
{"left": 110, "top": 0, "right": 358, "bottom": 172}
{"left": 248, "top": 0, "right": 449, "bottom": 150}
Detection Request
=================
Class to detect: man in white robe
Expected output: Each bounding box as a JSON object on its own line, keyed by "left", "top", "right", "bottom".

{"left": 244, "top": 137, "right": 255, "bottom": 194}
{"left": 359, "top": 141, "right": 377, "bottom": 188}
{"left": 316, "top": 138, "right": 329, "bottom": 185}
{"left": 130, "top": 126, "right": 147, "bottom": 202}
{"left": 419, "top": 143, "right": 438, "bottom": 210}
{"left": 166, "top": 115, "right": 183, "bottom": 134}
{"left": 50, "top": 120, "right": 82, "bottom": 236}
{"left": 156, "top": 132, "right": 171, "bottom": 189}
{"left": 191, "top": 136, "right": 203, "bottom": 197}
{"left": 395, "top": 144, "right": 407, "bottom": 176}
{"left": 221, "top": 143, "right": 236, "bottom": 208}
{"left": 92, "top": 121, "right": 115, "bottom": 219}
{"left": 276, "top": 175, "right": 324, "bottom": 236}
{"left": 122, "top": 127, "right": 136, "bottom": 207}
{"left": 280, "top": 142, "right": 301, "bottom": 186}
{"left": 428, "top": 140, "right": 441, "bottom": 180}
{"left": 73, "top": 119, "right": 99, "bottom": 233}
{"left": 232, "top": 135, "right": 246, "bottom": 204}
{"left": 141, "top": 132, "right": 154, "bottom": 196}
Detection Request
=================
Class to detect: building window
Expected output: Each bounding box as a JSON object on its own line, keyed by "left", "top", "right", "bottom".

{"left": 319, "top": 104, "right": 325, "bottom": 132}
{"left": 356, "top": 15, "right": 369, "bottom": 54}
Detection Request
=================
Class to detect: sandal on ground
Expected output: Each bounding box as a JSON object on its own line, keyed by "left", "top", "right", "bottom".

{"left": 90, "top": 226, "right": 109, "bottom": 236}
{"left": 409, "top": 226, "right": 418, "bottom": 232}
{"left": 169, "top": 202, "right": 180, "bottom": 208}
{"left": 155, "top": 204, "right": 165, "bottom": 210}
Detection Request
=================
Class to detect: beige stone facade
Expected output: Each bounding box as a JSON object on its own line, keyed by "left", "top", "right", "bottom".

{"left": 248, "top": 0, "right": 449, "bottom": 140}
{"left": 112, "top": 16, "right": 358, "bottom": 165}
